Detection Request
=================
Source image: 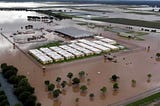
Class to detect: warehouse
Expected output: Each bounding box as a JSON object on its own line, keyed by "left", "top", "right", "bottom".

{"left": 50, "top": 46, "right": 75, "bottom": 59}
{"left": 93, "top": 41, "right": 119, "bottom": 51}
{"left": 68, "top": 44, "right": 94, "bottom": 56}
{"left": 55, "top": 27, "right": 94, "bottom": 39}
{"left": 78, "top": 39, "right": 110, "bottom": 52}
{"left": 59, "top": 45, "right": 85, "bottom": 57}
{"left": 29, "top": 49, "right": 53, "bottom": 64}
{"left": 39, "top": 48, "right": 64, "bottom": 62}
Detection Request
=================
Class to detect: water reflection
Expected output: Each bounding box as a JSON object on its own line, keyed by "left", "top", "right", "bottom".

{"left": 0, "top": 11, "right": 40, "bottom": 24}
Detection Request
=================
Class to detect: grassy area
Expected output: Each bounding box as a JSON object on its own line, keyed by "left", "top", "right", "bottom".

{"left": 37, "top": 41, "right": 63, "bottom": 49}
{"left": 92, "top": 18, "right": 160, "bottom": 29}
{"left": 126, "top": 92, "right": 160, "bottom": 106}
{"left": 118, "top": 31, "right": 147, "bottom": 41}
{"left": 35, "top": 10, "right": 75, "bottom": 20}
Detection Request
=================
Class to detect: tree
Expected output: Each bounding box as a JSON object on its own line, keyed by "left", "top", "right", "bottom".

{"left": 4, "top": 69, "right": 18, "bottom": 79}
{"left": 80, "top": 85, "right": 87, "bottom": 92}
{"left": 100, "top": 86, "right": 107, "bottom": 94}
{"left": 111, "top": 75, "right": 119, "bottom": 82}
{"left": 72, "top": 77, "right": 80, "bottom": 85}
{"left": 113, "top": 83, "right": 119, "bottom": 91}
{"left": 44, "top": 80, "right": 50, "bottom": 86}
{"left": 18, "top": 91, "right": 31, "bottom": 103}
{"left": 75, "top": 98, "right": 79, "bottom": 103}
{"left": 131, "top": 80, "right": 136, "bottom": 87}
{"left": 67, "top": 72, "right": 73, "bottom": 80}
{"left": 48, "top": 84, "right": 55, "bottom": 92}
{"left": 14, "top": 103, "right": 22, "bottom": 106}
{"left": 89, "top": 93, "right": 94, "bottom": 100}
{"left": 156, "top": 53, "right": 160, "bottom": 58}
{"left": 23, "top": 95, "right": 37, "bottom": 106}
{"left": 36, "top": 102, "right": 41, "bottom": 106}
{"left": 56, "top": 77, "right": 61, "bottom": 84}
{"left": 61, "top": 81, "right": 67, "bottom": 89}
{"left": 18, "top": 78, "right": 29, "bottom": 87}
{"left": 147, "top": 73, "right": 152, "bottom": 79}
{"left": 53, "top": 89, "right": 61, "bottom": 98}
{"left": 147, "top": 73, "right": 152, "bottom": 82}
{"left": 78, "top": 71, "right": 85, "bottom": 78}
{"left": 1, "top": 63, "right": 7, "bottom": 69}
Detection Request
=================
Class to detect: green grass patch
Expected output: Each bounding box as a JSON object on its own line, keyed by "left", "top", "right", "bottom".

{"left": 92, "top": 18, "right": 160, "bottom": 29}
{"left": 35, "top": 10, "right": 75, "bottom": 20}
{"left": 37, "top": 41, "right": 63, "bottom": 49}
{"left": 126, "top": 92, "right": 160, "bottom": 106}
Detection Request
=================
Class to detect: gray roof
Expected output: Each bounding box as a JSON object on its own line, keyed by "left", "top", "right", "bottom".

{"left": 55, "top": 27, "right": 94, "bottom": 39}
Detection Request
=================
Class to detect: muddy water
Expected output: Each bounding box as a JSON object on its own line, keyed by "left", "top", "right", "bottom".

{"left": 1, "top": 28, "right": 160, "bottom": 106}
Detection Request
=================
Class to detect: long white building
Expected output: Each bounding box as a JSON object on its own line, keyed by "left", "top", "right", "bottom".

{"left": 50, "top": 46, "right": 75, "bottom": 59}
{"left": 29, "top": 49, "right": 53, "bottom": 64}
{"left": 93, "top": 40, "right": 119, "bottom": 51}
{"left": 39, "top": 48, "right": 64, "bottom": 62}
{"left": 78, "top": 39, "right": 110, "bottom": 52}
{"left": 100, "top": 38, "right": 117, "bottom": 45}
{"left": 68, "top": 43, "right": 94, "bottom": 56}
{"left": 59, "top": 45, "right": 84, "bottom": 57}
{"left": 76, "top": 43, "right": 101, "bottom": 54}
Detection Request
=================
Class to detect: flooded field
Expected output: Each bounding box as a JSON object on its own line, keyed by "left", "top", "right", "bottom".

{"left": 0, "top": 2, "right": 160, "bottom": 106}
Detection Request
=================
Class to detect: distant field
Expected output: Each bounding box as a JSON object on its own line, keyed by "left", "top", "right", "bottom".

{"left": 92, "top": 18, "right": 160, "bottom": 29}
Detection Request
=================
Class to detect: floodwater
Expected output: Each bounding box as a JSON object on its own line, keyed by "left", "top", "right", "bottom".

{"left": 1, "top": 3, "right": 160, "bottom": 106}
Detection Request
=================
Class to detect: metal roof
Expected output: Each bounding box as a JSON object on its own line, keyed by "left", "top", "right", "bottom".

{"left": 55, "top": 27, "right": 94, "bottom": 39}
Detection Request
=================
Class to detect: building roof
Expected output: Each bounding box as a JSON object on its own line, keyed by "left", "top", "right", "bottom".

{"left": 55, "top": 27, "right": 94, "bottom": 39}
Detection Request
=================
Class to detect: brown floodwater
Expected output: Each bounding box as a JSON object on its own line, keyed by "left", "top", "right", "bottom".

{"left": 1, "top": 30, "right": 160, "bottom": 106}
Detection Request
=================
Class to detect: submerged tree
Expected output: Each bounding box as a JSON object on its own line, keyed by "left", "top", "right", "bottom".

{"left": 113, "top": 83, "right": 119, "bottom": 91}
{"left": 100, "top": 86, "right": 107, "bottom": 95}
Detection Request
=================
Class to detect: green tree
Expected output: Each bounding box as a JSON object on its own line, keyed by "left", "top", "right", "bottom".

{"left": 61, "top": 81, "right": 67, "bottom": 89}
{"left": 24, "top": 95, "right": 37, "bottom": 106}
{"left": 147, "top": 73, "right": 152, "bottom": 82}
{"left": 156, "top": 53, "right": 160, "bottom": 58}
{"left": 53, "top": 89, "right": 61, "bottom": 98}
{"left": 67, "top": 72, "right": 73, "bottom": 80}
{"left": 14, "top": 103, "right": 22, "bottom": 106}
{"left": 36, "top": 102, "right": 41, "bottom": 106}
{"left": 44, "top": 80, "right": 50, "bottom": 86}
{"left": 48, "top": 84, "right": 55, "bottom": 92}
{"left": 100, "top": 86, "right": 107, "bottom": 94}
{"left": 80, "top": 85, "right": 88, "bottom": 92}
{"left": 18, "top": 91, "right": 31, "bottom": 103}
{"left": 72, "top": 77, "right": 80, "bottom": 85}
{"left": 79, "top": 71, "right": 85, "bottom": 78}
{"left": 56, "top": 77, "right": 61, "bottom": 84}
{"left": 75, "top": 98, "right": 79, "bottom": 103}
{"left": 131, "top": 79, "right": 136, "bottom": 87}
{"left": 89, "top": 93, "right": 95, "bottom": 99}
{"left": 111, "top": 75, "right": 119, "bottom": 82}
{"left": 113, "top": 83, "right": 119, "bottom": 91}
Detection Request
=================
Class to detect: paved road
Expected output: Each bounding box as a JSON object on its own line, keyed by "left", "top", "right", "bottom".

{"left": 0, "top": 73, "right": 22, "bottom": 106}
